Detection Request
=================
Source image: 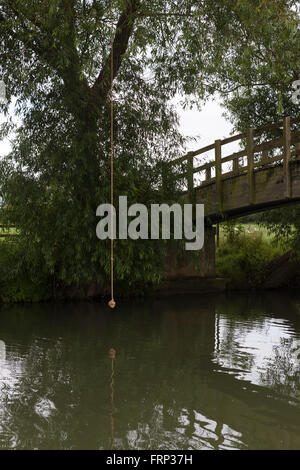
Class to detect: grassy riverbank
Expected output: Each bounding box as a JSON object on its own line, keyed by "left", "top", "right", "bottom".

{"left": 216, "top": 223, "right": 285, "bottom": 289}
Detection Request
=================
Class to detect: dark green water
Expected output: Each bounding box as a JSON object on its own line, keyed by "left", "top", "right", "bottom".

{"left": 0, "top": 292, "right": 299, "bottom": 450}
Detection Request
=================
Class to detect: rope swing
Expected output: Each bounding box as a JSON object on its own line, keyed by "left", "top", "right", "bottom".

{"left": 108, "top": 0, "right": 116, "bottom": 309}
{"left": 105, "top": 6, "right": 191, "bottom": 309}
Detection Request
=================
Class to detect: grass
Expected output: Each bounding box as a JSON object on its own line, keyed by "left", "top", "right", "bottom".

{"left": 216, "top": 222, "right": 284, "bottom": 289}
{"left": 217, "top": 223, "right": 274, "bottom": 244}
{"left": 0, "top": 226, "right": 18, "bottom": 240}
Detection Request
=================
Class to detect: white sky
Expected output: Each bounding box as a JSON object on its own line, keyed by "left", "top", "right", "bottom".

{"left": 177, "top": 98, "right": 241, "bottom": 174}
{"left": 177, "top": 98, "right": 234, "bottom": 150}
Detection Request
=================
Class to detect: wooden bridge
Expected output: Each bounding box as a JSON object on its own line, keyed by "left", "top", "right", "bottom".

{"left": 166, "top": 116, "right": 300, "bottom": 222}
{"left": 161, "top": 116, "right": 300, "bottom": 280}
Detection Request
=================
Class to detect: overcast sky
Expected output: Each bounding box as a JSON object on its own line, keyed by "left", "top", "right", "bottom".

{"left": 178, "top": 98, "right": 233, "bottom": 150}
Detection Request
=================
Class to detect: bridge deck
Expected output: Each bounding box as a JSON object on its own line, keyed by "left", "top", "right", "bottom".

{"left": 195, "top": 158, "right": 300, "bottom": 220}
{"left": 167, "top": 116, "right": 300, "bottom": 220}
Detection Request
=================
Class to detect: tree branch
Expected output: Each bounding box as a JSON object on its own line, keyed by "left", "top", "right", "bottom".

{"left": 1, "top": 1, "right": 91, "bottom": 117}
{"left": 92, "top": 0, "right": 140, "bottom": 103}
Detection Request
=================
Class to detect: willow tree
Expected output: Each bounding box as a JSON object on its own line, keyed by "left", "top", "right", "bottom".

{"left": 0, "top": 0, "right": 299, "bottom": 296}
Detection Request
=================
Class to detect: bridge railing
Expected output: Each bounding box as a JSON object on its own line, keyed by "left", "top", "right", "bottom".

{"left": 166, "top": 116, "right": 300, "bottom": 207}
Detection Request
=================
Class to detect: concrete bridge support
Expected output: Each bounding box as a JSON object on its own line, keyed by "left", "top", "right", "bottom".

{"left": 163, "top": 224, "right": 216, "bottom": 279}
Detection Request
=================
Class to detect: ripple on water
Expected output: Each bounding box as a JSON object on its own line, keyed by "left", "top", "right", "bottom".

{"left": 34, "top": 398, "right": 57, "bottom": 419}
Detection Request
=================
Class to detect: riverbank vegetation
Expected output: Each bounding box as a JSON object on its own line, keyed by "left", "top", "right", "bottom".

{"left": 216, "top": 222, "right": 284, "bottom": 289}
{"left": 216, "top": 207, "right": 300, "bottom": 290}
{"left": 1, "top": 213, "right": 300, "bottom": 301}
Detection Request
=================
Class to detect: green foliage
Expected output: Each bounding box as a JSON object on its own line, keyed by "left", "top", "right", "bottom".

{"left": 0, "top": 240, "right": 52, "bottom": 302}
{"left": 256, "top": 203, "right": 300, "bottom": 258}
{"left": 0, "top": 1, "right": 299, "bottom": 297}
{"left": 216, "top": 228, "right": 283, "bottom": 289}
{"left": 222, "top": 220, "right": 245, "bottom": 244}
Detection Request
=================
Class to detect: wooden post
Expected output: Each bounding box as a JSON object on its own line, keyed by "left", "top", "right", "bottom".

{"left": 187, "top": 153, "right": 194, "bottom": 203}
{"left": 247, "top": 128, "right": 255, "bottom": 205}
{"left": 283, "top": 116, "right": 291, "bottom": 198}
{"left": 216, "top": 223, "right": 220, "bottom": 247}
{"left": 233, "top": 156, "right": 239, "bottom": 174}
{"left": 215, "top": 140, "right": 222, "bottom": 212}
{"left": 205, "top": 165, "right": 211, "bottom": 181}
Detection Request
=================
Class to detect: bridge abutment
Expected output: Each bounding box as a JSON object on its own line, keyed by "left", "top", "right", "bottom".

{"left": 155, "top": 225, "right": 225, "bottom": 296}
{"left": 163, "top": 224, "right": 216, "bottom": 279}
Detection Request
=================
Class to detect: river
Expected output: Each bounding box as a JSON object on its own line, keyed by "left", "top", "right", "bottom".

{"left": 0, "top": 291, "right": 299, "bottom": 450}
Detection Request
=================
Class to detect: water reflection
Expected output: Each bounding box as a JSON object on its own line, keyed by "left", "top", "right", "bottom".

{"left": 0, "top": 340, "right": 5, "bottom": 361}
{"left": 109, "top": 348, "right": 116, "bottom": 450}
{"left": 213, "top": 313, "right": 300, "bottom": 399}
{"left": 0, "top": 292, "right": 299, "bottom": 449}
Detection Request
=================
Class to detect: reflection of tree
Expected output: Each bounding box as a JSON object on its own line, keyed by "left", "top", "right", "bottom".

{"left": 108, "top": 348, "right": 116, "bottom": 450}
{"left": 213, "top": 292, "right": 274, "bottom": 374}
{"left": 259, "top": 338, "right": 300, "bottom": 401}
{"left": 214, "top": 314, "right": 256, "bottom": 374}
{"left": 213, "top": 290, "right": 300, "bottom": 389}
{"left": 124, "top": 404, "right": 246, "bottom": 450}
{"left": 0, "top": 338, "right": 81, "bottom": 449}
